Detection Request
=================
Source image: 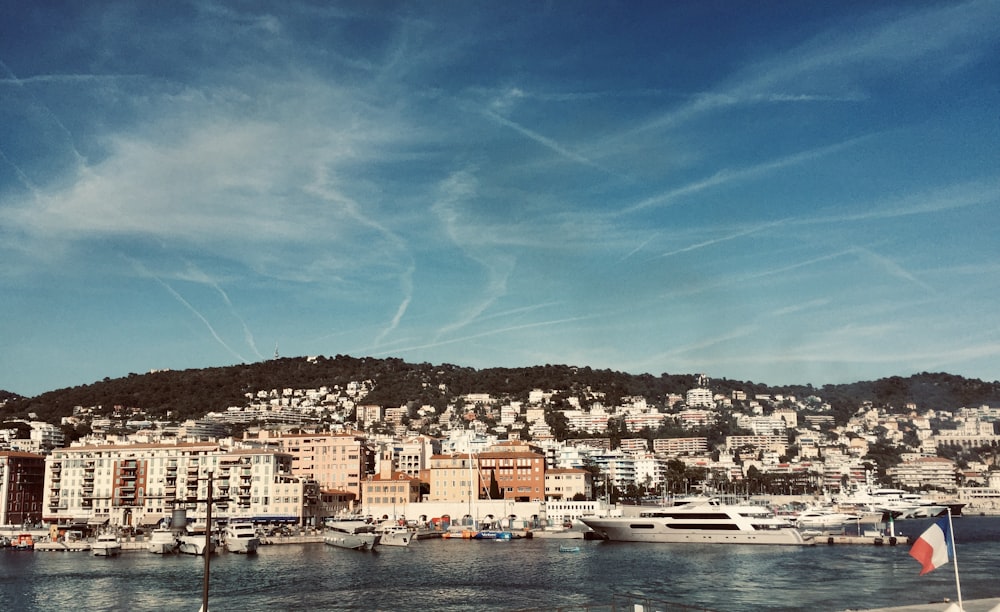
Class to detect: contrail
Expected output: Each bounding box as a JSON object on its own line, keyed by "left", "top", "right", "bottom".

{"left": 209, "top": 280, "right": 265, "bottom": 360}
{"left": 125, "top": 256, "right": 248, "bottom": 363}
{"left": 0, "top": 58, "right": 88, "bottom": 168}
{"left": 0, "top": 147, "right": 41, "bottom": 196}
{"left": 151, "top": 275, "right": 249, "bottom": 363}
{"left": 180, "top": 261, "right": 265, "bottom": 360}
{"left": 374, "top": 262, "right": 415, "bottom": 346}
{"left": 371, "top": 314, "right": 599, "bottom": 356}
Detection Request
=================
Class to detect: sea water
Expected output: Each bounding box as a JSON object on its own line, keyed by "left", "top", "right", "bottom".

{"left": 2, "top": 516, "right": 997, "bottom": 611}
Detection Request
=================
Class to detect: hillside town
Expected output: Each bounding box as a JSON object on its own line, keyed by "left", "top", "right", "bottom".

{"left": 3, "top": 369, "right": 1000, "bottom": 533}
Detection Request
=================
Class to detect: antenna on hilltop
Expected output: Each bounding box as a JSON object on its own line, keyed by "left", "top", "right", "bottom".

{"left": 274, "top": 342, "right": 279, "bottom": 360}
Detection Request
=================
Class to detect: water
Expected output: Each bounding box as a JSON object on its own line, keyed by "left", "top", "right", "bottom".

{"left": 2, "top": 517, "right": 998, "bottom": 611}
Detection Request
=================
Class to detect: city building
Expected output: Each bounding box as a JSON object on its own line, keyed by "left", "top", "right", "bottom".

{"left": 0, "top": 451, "right": 46, "bottom": 526}
{"left": 543, "top": 468, "right": 592, "bottom": 501}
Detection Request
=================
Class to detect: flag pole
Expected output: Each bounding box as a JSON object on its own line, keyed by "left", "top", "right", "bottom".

{"left": 947, "top": 508, "right": 963, "bottom": 611}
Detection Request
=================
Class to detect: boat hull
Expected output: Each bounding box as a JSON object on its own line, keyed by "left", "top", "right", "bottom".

{"left": 378, "top": 529, "right": 412, "bottom": 547}
{"left": 225, "top": 538, "right": 260, "bottom": 554}
{"left": 147, "top": 529, "right": 179, "bottom": 554}
{"left": 177, "top": 535, "right": 217, "bottom": 555}
{"left": 323, "top": 532, "right": 380, "bottom": 550}
{"left": 92, "top": 544, "right": 122, "bottom": 557}
{"left": 581, "top": 517, "right": 812, "bottom": 545}
{"left": 224, "top": 523, "right": 260, "bottom": 554}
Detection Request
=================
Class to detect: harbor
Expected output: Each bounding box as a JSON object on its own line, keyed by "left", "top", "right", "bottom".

{"left": 3, "top": 516, "right": 1000, "bottom": 612}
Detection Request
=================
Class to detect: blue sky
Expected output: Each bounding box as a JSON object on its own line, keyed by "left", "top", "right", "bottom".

{"left": 2, "top": 1, "right": 999, "bottom": 397}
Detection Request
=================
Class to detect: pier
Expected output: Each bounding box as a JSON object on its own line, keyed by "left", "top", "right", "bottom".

{"left": 819, "top": 534, "right": 909, "bottom": 546}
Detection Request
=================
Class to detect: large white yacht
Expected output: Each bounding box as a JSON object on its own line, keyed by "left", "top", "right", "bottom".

{"left": 581, "top": 497, "right": 814, "bottom": 546}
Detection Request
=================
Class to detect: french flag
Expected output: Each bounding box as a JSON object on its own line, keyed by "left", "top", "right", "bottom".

{"left": 909, "top": 516, "right": 953, "bottom": 575}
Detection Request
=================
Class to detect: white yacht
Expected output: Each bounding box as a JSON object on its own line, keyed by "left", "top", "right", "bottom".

{"left": 377, "top": 523, "right": 413, "bottom": 547}
{"left": 147, "top": 526, "right": 179, "bottom": 554}
{"left": 91, "top": 533, "right": 122, "bottom": 557}
{"left": 178, "top": 524, "right": 217, "bottom": 555}
{"left": 794, "top": 507, "right": 860, "bottom": 531}
{"left": 581, "top": 498, "right": 813, "bottom": 546}
{"left": 224, "top": 521, "right": 260, "bottom": 554}
{"left": 323, "top": 519, "right": 380, "bottom": 551}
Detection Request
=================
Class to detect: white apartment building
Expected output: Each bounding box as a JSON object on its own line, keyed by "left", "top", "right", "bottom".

{"left": 886, "top": 457, "right": 958, "bottom": 491}
{"left": 42, "top": 442, "right": 315, "bottom": 528}
{"left": 652, "top": 437, "right": 708, "bottom": 456}
{"left": 685, "top": 388, "right": 714, "bottom": 408}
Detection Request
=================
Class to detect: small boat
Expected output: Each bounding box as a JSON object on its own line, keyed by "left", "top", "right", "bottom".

{"left": 92, "top": 533, "right": 122, "bottom": 557}
{"left": 559, "top": 545, "right": 580, "bottom": 553}
{"left": 224, "top": 521, "right": 260, "bottom": 554}
{"left": 473, "top": 530, "right": 514, "bottom": 540}
{"left": 324, "top": 519, "right": 380, "bottom": 551}
{"left": 13, "top": 533, "right": 34, "bottom": 550}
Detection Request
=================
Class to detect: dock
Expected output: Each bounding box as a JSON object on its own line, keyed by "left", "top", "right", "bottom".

{"left": 34, "top": 541, "right": 91, "bottom": 552}
{"left": 818, "top": 534, "right": 909, "bottom": 546}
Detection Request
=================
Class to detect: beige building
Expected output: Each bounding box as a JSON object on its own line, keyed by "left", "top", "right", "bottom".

{"left": 428, "top": 453, "right": 478, "bottom": 502}
{"left": 543, "top": 467, "right": 592, "bottom": 501}
{"left": 252, "top": 431, "right": 375, "bottom": 502}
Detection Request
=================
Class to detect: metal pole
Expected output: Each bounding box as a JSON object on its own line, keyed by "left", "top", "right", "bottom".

{"left": 202, "top": 469, "right": 213, "bottom": 612}
{"left": 947, "top": 508, "right": 962, "bottom": 611}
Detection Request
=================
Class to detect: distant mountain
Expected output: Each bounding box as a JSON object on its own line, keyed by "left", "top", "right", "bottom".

{"left": 1, "top": 355, "right": 998, "bottom": 425}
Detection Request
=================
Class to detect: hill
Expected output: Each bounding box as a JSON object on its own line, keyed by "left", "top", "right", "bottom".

{"left": 2, "top": 355, "right": 999, "bottom": 425}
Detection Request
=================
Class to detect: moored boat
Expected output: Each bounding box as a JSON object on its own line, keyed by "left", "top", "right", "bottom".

{"left": 178, "top": 524, "right": 218, "bottom": 556}
{"left": 147, "top": 526, "right": 179, "bottom": 554}
{"left": 377, "top": 523, "right": 413, "bottom": 547}
{"left": 91, "top": 533, "right": 122, "bottom": 557}
{"left": 581, "top": 497, "right": 813, "bottom": 546}
{"left": 324, "top": 519, "right": 380, "bottom": 551}
{"left": 224, "top": 520, "right": 260, "bottom": 554}
{"left": 12, "top": 533, "right": 34, "bottom": 550}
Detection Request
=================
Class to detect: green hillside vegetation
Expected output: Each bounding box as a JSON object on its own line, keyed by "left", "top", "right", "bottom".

{"left": 2, "top": 355, "right": 999, "bottom": 427}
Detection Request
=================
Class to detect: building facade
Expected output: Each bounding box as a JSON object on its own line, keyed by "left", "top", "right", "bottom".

{"left": 42, "top": 443, "right": 318, "bottom": 527}
{"left": 0, "top": 451, "right": 46, "bottom": 526}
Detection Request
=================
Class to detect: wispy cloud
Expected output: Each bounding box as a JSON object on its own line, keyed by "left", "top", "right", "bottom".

{"left": 431, "top": 169, "right": 519, "bottom": 338}
{"left": 630, "top": 0, "right": 1000, "bottom": 136}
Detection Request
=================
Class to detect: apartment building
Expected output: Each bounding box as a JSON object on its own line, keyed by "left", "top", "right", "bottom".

{"left": 428, "top": 453, "right": 478, "bottom": 502}
{"left": 253, "top": 431, "right": 375, "bottom": 502}
{"left": 0, "top": 451, "right": 46, "bottom": 525}
{"left": 543, "top": 467, "right": 592, "bottom": 501}
{"left": 478, "top": 449, "right": 546, "bottom": 502}
{"left": 652, "top": 437, "right": 708, "bottom": 456}
{"left": 42, "top": 442, "right": 314, "bottom": 527}
{"left": 887, "top": 456, "right": 958, "bottom": 491}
